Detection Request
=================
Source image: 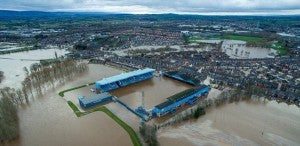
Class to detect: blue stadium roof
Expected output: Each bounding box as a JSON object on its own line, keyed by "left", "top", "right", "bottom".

{"left": 96, "top": 68, "right": 155, "bottom": 85}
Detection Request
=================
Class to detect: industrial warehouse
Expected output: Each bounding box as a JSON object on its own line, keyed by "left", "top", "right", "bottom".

{"left": 78, "top": 68, "right": 211, "bottom": 121}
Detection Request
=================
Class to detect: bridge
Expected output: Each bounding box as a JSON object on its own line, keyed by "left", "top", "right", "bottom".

{"left": 112, "top": 97, "right": 150, "bottom": 121}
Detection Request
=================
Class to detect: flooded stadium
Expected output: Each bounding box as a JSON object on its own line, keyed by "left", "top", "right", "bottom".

{"left": 2, "top": 64, "right": 300, "bottom": 146}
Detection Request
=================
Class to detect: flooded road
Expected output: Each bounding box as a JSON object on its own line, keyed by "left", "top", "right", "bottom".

{"left": 0, "top": 49, "right": 69, "bottom": 88}
{"left": 158, "top": 100, "right": 300, "bottom": 146}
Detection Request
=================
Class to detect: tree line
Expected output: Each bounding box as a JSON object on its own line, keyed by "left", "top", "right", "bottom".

{"left": 0, "top": 60, "right": 88, "bottom": 142}
{"left": 0, "top": 71, "right": 3, "bottom": 83}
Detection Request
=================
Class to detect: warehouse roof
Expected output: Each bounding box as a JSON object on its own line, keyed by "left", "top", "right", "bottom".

{"left": 96, "top": 68, "right": 155, "bottom": 85}
{"left": 79, "top": 92, "right": 113, "bottom": 105}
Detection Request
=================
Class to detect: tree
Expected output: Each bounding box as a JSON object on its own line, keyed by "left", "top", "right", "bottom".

{"left": 0, "top": 96, "right": 19, "bottom": 141}
{"left": 193, "top": 107, "right": 205, "bottom": 119}
{"left": 23, "top": 67, "right": 29, "bottom": 77}
{"left": 55, "top": 51, "right": 58, "bottom": 59}
{"left": 139, "top": 123, "right": 158, "bottom": 146}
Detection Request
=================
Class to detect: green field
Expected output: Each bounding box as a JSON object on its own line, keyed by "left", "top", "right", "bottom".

{"left": 67, "top": 101, "right": 142, "bottom": 146}
{"left": 188, "top": 34, "right": 263, "bottom": 44}
{"left": 220, "top": 35, "right": 263, "bottom": 43}
{"left": 271, "top": 42, "right": 289, "bottom": 56}
{"left": 188, "top": 36, "right": 205, "bottom": 43}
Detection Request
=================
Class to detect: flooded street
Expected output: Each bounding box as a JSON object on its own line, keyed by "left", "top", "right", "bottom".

{"left": 158, "top": 100, "right": 300, "bottom": 146}
{"left": 0, "top": 49, "right": 69, "bottom": 88}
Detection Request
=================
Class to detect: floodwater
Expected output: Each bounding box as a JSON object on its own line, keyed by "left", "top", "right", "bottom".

{"left": 113, "top": 45, "right": 182, "bottom": 56}
{"left": 0, "top": 42, "right": 26, "bottom": 51}
{"left": 3, "top": 64, "right": 133, "bottom": 146}
{"left": 2, "top": 63, "right": 300, "bottom": 146}
{"left": 158, "top": 100, "right": 300, "bottom": 146}
{"left": 0, "top": 49, "right": 69, "bottom": 88}
{"left": 64, "top": 70, "right": 192, "bottom": 130}
{"left": 110, "top": 76, "right": 192, "bottom": 109}
{"left": 197, "top": 40, "right": 277, "bottom": 59}
{"left": 221, "top": 40, "right": 276, "bottom": 59}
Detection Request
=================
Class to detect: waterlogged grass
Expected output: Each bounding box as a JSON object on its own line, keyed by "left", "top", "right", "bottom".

{"left": 67, "top": 101, "right": 142, "bottom": 146}
{"left": 67, "top": 101, "right": 87, "bottom": 117}
{"left": 271, "top": 42, "right": 289, "bottom": 56}
{"left": 58, "top": 82, "right": 95, "bottom": 97}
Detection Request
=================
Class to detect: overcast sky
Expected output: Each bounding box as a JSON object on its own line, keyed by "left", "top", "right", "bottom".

{"left": 0, "top": 0, "right": 300, "bottom": 15}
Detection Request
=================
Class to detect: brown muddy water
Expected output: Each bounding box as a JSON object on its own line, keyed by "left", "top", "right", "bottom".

{"left": 4, "top": 64, "right": 192, "bottom": 146}
{"left": 2, "top": 63, "right": 300, "bottom": 146}
{"left": 3, "top": 64, "right": 132, "bottom": 146}
{"left": 158, "top": 100, "right": 300, "bottom": 146}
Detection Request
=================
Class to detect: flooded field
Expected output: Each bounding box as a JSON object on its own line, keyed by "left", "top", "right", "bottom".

{"left": 198, "top": 40, "right": 276, "bottom": 59}
{"left": 0, "top": 42, "right": 28, "bottom": 51}
{"left": 158, "top": 100, "right": 300, "bottom": 146}
{"left": 3, "top": 64, "right": 132, "bottom": 146}
{"left": 221, "top": 40, "right": 276, "bottom": 59}
{"left": 0, "top": 49, "right": 69, "bottom": 88}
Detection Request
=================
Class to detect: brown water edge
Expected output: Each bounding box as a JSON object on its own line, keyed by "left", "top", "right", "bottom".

{"left": 2, "top": 64, "right": 133, "bottom": 146}
{"left": 158, "top": 99, "right": 300, "bottom": 146}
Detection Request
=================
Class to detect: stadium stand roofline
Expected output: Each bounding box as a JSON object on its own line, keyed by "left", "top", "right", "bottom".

{"left": 96, "top": 68, "right": 155, "bottom": 85}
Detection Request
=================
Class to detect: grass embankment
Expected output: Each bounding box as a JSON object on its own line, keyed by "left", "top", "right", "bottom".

{"left": 271, "top": 41, "right": 289, "bottom": 56}
{"left": 58, "top": 82, "right": 95, "bottom": 97}
{"left": 67, "top": 101, "right": 142, "bottom": 146}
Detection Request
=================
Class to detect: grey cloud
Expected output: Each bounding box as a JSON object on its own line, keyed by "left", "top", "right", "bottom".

{"left": 0, "top": 0, "right": 299, "bottom": 14}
